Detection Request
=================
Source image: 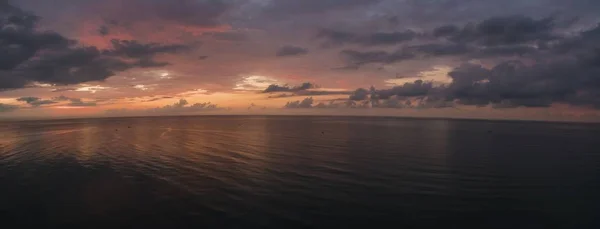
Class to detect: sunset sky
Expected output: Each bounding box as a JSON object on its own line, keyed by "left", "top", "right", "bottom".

{"left": 2, "top": 0, "right": 600, "bottom": 121}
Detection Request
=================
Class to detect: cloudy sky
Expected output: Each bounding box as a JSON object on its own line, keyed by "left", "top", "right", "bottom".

{"left": 1, "top": 0, "right": 600, "bottom": 121}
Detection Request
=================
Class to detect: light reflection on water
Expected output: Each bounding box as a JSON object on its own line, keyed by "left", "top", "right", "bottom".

{"left": 0, "top": 116, "right": 599, "bottom": 228}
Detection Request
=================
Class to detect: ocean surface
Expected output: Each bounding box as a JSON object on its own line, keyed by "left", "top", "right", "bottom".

{"left": 0, "top": 116, "right": 599, "bottom": 228}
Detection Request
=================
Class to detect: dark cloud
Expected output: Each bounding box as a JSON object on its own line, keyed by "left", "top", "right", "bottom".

{"left": 276, "top": 45, "right": 308, "bottom": 57}
{"left": 263, "top": 85, "right": 294, "bottom": 93}
{"left": 262, "top": 82, "right": 316, "bottom": 93}
{"left": 339, "top": 49, "right": 415, "bottom": 68}
{"left": 267, "top": 93, "right": 293, "bottom": 99}
{"left": 434, "top": 15, "right": 557, "bottom": 46}
{"left": 376, "top": 80, "right": 436, "bottom": 99}
{"left": 372, "top": 97, "right": 410, "bottom": 109}
{"left": 106, "top": 39, "right": 190, "bottom": 59}
{"left": 443, "top": 58, "right": 600, "bottom": 108}
{"left": 106, "top": 99, "right": 220, "bottom": 115}
{"left": 0, "top": 2, "right": 71, "bottom": 88}
{"left": 433, "top": 25, "right": 460, "bottom": 37}
{"left": 198, "top": 55, "right": 209, "bottom": 60}
{"left": 0, "top": 2, "right": 192, "bottom": 90}
{"left": 336, "top": 15, "right": 573, "bottom": 68}
{"left": 339, "top": 20, "right": 600, "bottom": 109}
{"left": 295, "top": 90, "right": 352, "bottom": 96}
{"left": 144, "top": 98, "right": 162, "bottom": 102}
{"left": 343, "top": 81, "right": 445, "bottom": 109}
{"left": 16, "top": 97, "right": 57, "bottom": 107}
{"left": 349, "top": 88, "right": 369, "bottom": 101}
{"left": 345, "top": 22, "right": 600, "bottom": 109}
{"left": 314, "top": 101, "right": 342, "bottom": 109}
{"left": 17, "top": 95, "right": 98, "bottom": 107}
{"left": 0, "top": 103, "right": 17, "bottom": 112}
{"left": 267, "top": 89, "right": 351, "bottom": 99}
{"left": 51, "top": 88, "right": 76, "bottom": 92}
{"left": 264, "top": 0, "right": 380, "bottom": 18}
{"left": 409, "top": 43, "right": 471, "bottom": 56}
{"left": 98, "top": 25, "right": 109, "bottom": 36}
{"left": 19, "top": 47, "right": 131, "bottom": 85}
{"left": 16, "top": 97, "right": 40, "bottom": 104}
{"left": 283, "top": 97, "right": 314, "bottom": 108}
{"left": 52, "top": 95, "right": 70, "bottom": 101}
{"left": 68, "top": 98, "right": 97, "bottom": 107}
{"left": 474, "top": 45, "right": 538, "bottom": 58}
{"left": 318, "top": 29, "right": 417, "bottom": 47}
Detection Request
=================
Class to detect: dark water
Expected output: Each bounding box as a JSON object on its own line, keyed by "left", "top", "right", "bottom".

{"left": 1, "top": 116, "right": 599, "bottom": 228}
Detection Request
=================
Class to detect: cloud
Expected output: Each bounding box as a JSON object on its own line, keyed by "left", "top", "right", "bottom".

{"left": 0, "top": 103, "right": 18, "bottom": 112}
{"left": 284, "top": 97, "right": 314, "bottom": 108}
{"left": 52, "top": 95, "right": 71, "bottom": 101}
{"left": 16, "top": 97, "right": 42, "bottom": 104}
{"left": 106, "top": 39, "right": 190, "bottom": 59}
{"left": 349, "top": 88, "right": 369, "bottom": 101}
{"left": 98, "top": 25, "right": 109, "bottom": 36}
{"left": 434, "top": 15, "right": 557, "bottom": 46}
{"left": 16, "top": 97, "right": 57, "bottom": 107}
{"left": 339, "top": 49, "right": 415, "bottom": 68}
{"left": 18, "top": 47, "right": 130, "bottom": 85}
{"left": 318, "top": 29, "right": 417, "bottom": 47}
{"left": 372, "top": 96, "right": 411, "bottom": 109}
{"left": 68, "top": 98, "right": 97, "bottom": 107}
{"left": 0, "top": 2, "right": 192, "bottom": 90}
{"left": 263, "top": 0, "right": 380, "bottom": 18}
{"left": 314, "top": 101, "right": 342, "bottom": 109}
{"left": 443, "top": 59, "right": 597, "bottom": 108}
{"left": 409, "top": 43, "right": 471, "bottom": 56}
{"left": 340, "top": 20, "right": 600, "bottom": 109}
{"left": 283, "top": 97, "right": 371, "bottom": 109}
{"left": 262, "top": 82, "right": 352, "bottom": 97}
{"left": 473, "top": 45, "right": 538, "bottom": 58}
{"left": 336, "top": 15, "right": 576, "bottom": 69}
{"left": 106, "top": 99, "right": 220, "bottom": 116}
{"left": 144, "top": 98, "right": 162, "bottom": 102}
{"left": 149, "top": 99, "right": 218, "bottom": 113}
{"left": 295, "top": 90, "right": 352, "bottom": 96}
{"left": 376, "top": 80, "right": 436, "bottom": 99}
{"left": 276, "top": 45, "right": 309, "bottom": 57}
{"left": 427, "top": 22, "right": 600, "bottom": 108}
{"left": 339, "top": 44, "right": 469, "bottom": 68}
{"left": 268, "top": 90, "right": 352, "bottom": 99}
{"left": 51, "top": 88, "right": 77, "bottom": 92}
{"left": 17, "top": 95, "right": 98, "bottom": 107}
{"left": 267, "top": 93, "right": 293, "bottom": 99}
{"left": 262, "top": 82, "right": 316, "bottom": 93}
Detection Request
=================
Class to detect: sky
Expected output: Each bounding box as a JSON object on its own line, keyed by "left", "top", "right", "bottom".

{"left": 1, "top": 0, "right": 600, "bottom": 121}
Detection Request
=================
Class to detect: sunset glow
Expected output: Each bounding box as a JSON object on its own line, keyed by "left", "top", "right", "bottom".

{"left": 0, "top": 0, "right": 599, "bottom": 122}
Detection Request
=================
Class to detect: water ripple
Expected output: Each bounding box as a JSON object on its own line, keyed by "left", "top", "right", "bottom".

{"left": 0, "top": 116, "right": 599, "bottom": 228}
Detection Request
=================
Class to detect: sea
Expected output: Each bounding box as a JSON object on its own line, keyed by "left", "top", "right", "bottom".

{"left": 0, "top": 116, "right": 599, "bottom": 228}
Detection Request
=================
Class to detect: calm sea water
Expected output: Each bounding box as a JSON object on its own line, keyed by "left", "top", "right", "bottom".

{"left": 0, "top": 116, "right": 599, "bottom": 228}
